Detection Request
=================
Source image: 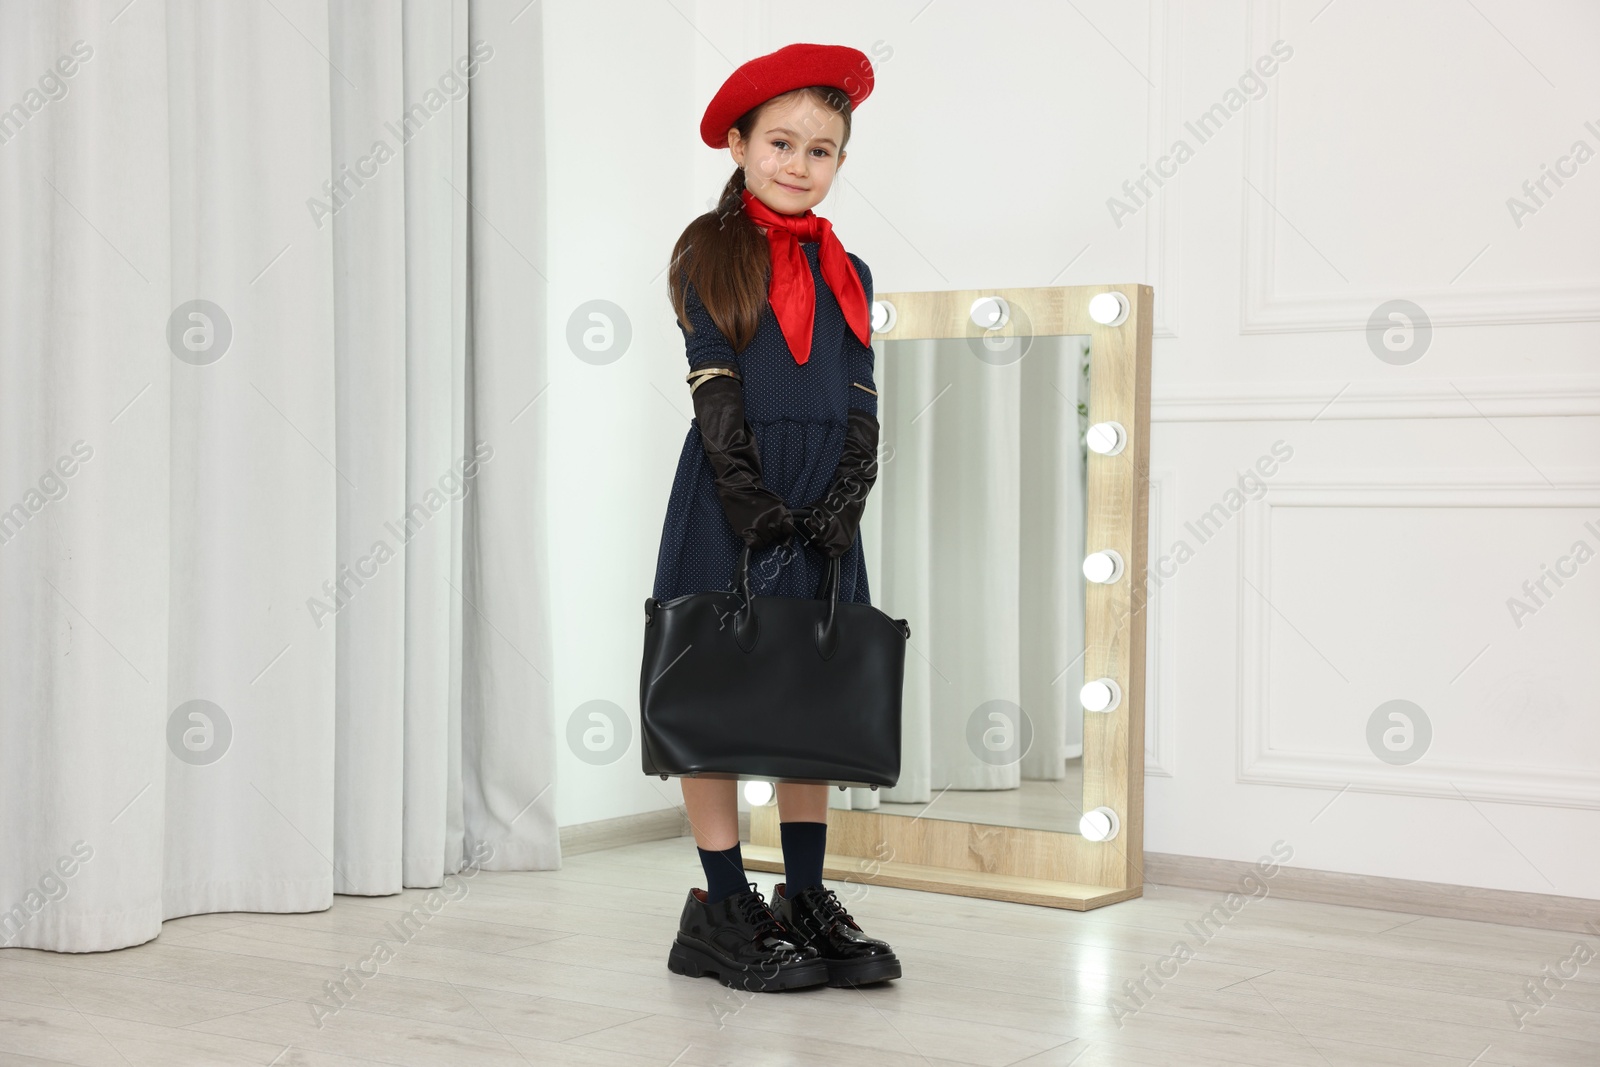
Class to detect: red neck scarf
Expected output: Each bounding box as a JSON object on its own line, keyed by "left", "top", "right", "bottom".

{"left": 740, "top": 187, "right": 872, "bottom": 365}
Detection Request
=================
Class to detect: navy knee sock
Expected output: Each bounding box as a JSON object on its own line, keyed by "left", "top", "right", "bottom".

{"left": 696, "top": 841, "right": 748, "bottom": 904}
{"left": 779, "top": 819, "right": 827, "bottom": 896}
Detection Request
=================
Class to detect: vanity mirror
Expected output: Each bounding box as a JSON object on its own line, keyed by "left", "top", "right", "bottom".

{"left": 743, "top": 284, "right": 1153, "bottom": 911}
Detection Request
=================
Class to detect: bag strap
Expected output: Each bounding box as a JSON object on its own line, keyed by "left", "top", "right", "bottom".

{"left": 815, "top": 555, "right": 840, "bottom": 659}
{"left": 730, "top": 545, "right": 842, "bottom": 658}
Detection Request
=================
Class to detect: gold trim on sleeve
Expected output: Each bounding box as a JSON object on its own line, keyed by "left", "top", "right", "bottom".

{"left": 686, "top": 366, "right": 742, "bottom": 395}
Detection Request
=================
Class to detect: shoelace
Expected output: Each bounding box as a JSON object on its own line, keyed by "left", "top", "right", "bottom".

{"left": 730, "top": 884, "right": 785, "bottom": 942}
{"left": 799, "top": 885, "right": 859, "bottom": 931}
{"left": 780, "top": 889, "right": 844, "bottom": 927}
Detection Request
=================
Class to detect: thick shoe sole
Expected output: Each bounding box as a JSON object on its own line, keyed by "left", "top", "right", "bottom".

{"left": 667, "top": 938, "right": 830, "bottom": 992}
{"left": 825, "top": 954, "right": 902, "bottom": 988}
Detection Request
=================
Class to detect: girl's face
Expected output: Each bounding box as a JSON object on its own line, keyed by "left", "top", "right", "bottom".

{"left": 728, "top": 92, "right": 848, "bottom": 217}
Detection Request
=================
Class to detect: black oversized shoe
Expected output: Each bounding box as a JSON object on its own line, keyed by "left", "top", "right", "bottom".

{"left": 771, "top": 881, "right": 902, "bottom": 987}
{"left": 666, "top": 881, "right": 830, "bottom": 992}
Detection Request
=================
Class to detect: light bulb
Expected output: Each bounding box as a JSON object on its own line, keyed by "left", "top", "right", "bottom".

{"left": 1083, "top": 549, "right": 1124, "bottom": 584}
{"left": 742, "top": 780, "right": 774, "bottom": 806}
{"left": 969, "top": 296, "right": 1010, "bottom": 330}
{"left": 1088, "top": 291, "right": 1129, "bottom": 327}
{"left": 871, "top": 300, "right": 896, "bottom": 334}
{"left": 1086, "top": 421, "right": 1126, "bottom": 456}
{"left": 1081, "top": 678, "right": 1122, "bottom": 713}
{"left": 1079, "top": 807, "right": 1120, "bottom": 842}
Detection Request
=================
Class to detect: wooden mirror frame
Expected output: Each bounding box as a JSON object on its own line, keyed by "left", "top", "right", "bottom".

{"left": 744, "top": 283, "right": 1153, "bottom": 911}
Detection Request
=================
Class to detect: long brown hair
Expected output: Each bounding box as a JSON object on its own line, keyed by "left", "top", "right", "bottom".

{"left": 668, "top": 85, "right": 855, "bottom": 353}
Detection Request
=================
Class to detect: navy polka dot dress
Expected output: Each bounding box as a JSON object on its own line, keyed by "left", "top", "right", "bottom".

{"left": 652, "top": 243, "right": 877, "bottom": 606}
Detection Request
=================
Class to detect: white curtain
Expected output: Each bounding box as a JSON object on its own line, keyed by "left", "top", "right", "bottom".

{"left": 847, "top": 334, "right": 1088, "bottom": 809}
{"left": 0, "top": 0, "right": 556, "bottom": 954}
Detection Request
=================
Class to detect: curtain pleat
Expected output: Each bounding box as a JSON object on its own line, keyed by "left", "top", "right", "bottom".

{"left": 0, "top": 0, "right": 556, "bottom": 954}
{"left": 458, "top": 0, "right": 558, "bottom": 873}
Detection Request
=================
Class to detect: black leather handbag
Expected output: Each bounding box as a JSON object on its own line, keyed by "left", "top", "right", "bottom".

{"left": 640, "top": 543, "right": 909, "bottom": 789}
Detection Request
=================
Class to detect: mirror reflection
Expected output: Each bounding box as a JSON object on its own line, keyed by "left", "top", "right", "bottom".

{"left": 849, "top": 329, "right": 1094, "bottom": 835}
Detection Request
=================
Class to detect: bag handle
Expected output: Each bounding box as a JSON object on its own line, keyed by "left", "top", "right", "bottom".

{"left": 814, "top": 553, "right": 840, "bottom": 660}
{"left": 731, "top": 544, "right": 841, "bottom": 659}
{"left": 732, "top": 545, "right": 758, "bottom": 651}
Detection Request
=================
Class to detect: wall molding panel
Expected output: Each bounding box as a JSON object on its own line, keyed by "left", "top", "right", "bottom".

{"left": 1236, "top": 478, "right": 1600, "bottom": 810}
{"left": 1237, "top": 0, "right": 1600, "bottom": 334}
{"left": 1144, "top": 0, "right": 1182, "bottom": 339}
{"left": 1151, "top": 375, "right": 1600, "bottom": 421}
{"left": 1144, "top": 466, "right": 1177, "bottom": 777}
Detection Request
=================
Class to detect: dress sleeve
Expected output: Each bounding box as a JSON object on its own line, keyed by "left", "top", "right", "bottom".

{"left": 845, "top": 253, "right": 878, "bottom": 417}
{"left": 679, "top": 274, "right": 740, "bottom": 371}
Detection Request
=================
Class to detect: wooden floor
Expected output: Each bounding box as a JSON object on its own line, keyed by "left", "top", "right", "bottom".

{"left": 2, "top": 834, "right": 1597, "bottom": 1066}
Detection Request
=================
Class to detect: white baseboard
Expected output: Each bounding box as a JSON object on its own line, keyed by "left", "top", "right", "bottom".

{"left": 560, "top": 813, "right": 1599, "bottom": 933}
{"left": 559, "top": 807, "right": 749, "bottom": 856}
{"left": 1145, "top": 851, "right": 1600, "bottom": 934}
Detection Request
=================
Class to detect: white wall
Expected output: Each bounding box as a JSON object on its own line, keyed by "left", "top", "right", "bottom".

{"left": 546, "top": 0, "right": 1600, "bottom": 901}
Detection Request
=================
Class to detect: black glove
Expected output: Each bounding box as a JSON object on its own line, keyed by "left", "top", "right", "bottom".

{"left": 688, "top": 361, "right": 796, "bottom": 549}
{"left": 793, "top": 408, "right": 880, "bottom": 559}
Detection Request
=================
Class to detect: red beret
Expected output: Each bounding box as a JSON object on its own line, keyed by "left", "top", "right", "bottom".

{"left": 700, "top": 42, "right": 875, "bottom": 149}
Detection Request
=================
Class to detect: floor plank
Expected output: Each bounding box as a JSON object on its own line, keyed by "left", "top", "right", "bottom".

{"left": 2, "top": 834, "right": 1596, "bottom": 1067}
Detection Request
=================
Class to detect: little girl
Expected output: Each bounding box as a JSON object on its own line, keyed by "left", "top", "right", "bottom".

{"left": 652, "top": 42, "right": 901, "bottom": 992}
